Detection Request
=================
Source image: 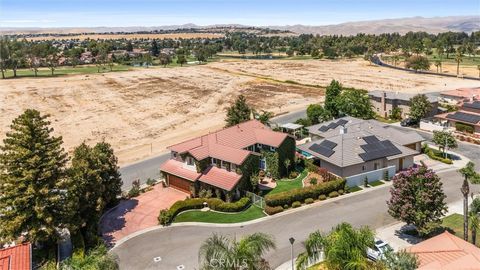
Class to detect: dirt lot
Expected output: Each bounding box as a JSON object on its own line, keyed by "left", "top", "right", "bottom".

{"left": 209, "top": 59, "right": 480, "bottom": 92}
{"left": 0, "top": 59, "right": 478, "bottom": 165}
{"left": 0, "top": 65, "right": 320, "bottom": 165}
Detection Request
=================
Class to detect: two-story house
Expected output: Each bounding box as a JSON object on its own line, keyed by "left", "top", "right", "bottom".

{"left": 159, "top": 120, "right": 295, "bottom": 198}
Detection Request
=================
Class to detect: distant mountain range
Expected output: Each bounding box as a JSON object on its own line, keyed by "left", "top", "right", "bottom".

{"left": 1, "top": 16, "right": 479, "bottom": 35}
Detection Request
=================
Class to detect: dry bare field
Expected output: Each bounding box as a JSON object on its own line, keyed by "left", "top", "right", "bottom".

{"left": 0, "top": 65, "right": 320, "bottom": 165}
{"left": 209, "top": 59, "right": 480, "bottom": 92}
{"left": 26, "top": 33, "right": 223, "bottom": 41}
{"left": 1, "top": 58, "right": 478, "bottom": 165}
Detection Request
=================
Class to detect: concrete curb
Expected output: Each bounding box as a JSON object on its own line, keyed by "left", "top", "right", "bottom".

{"left": 110, "top": 180, "right": 393, "bottom": 251}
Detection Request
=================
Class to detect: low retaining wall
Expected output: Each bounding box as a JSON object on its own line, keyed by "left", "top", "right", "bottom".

{"left": 345, "top": 166, "right": 395, "bottom": 187}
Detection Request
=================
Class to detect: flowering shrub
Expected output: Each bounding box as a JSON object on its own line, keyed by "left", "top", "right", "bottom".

{"left": 387, "top": 166, "right": 447, "bottom": 235}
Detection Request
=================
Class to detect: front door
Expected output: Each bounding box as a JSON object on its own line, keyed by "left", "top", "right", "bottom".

{"left": 399, "top": 158, "right": 403, "bottom": 171}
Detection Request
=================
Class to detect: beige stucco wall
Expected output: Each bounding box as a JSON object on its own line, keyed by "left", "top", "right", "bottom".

{"left": 371, "top": 100, "right": 438, "bottom": 119}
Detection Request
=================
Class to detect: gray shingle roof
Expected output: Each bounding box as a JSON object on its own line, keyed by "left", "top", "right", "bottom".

{"left": 368, "top": 90, "right": 438, "bottom": 103}
{"left": 307, "top": 116, "right": 424, "bottom": 146}
{"left": 298, "top": 131, "right": 418, "bottom": 167}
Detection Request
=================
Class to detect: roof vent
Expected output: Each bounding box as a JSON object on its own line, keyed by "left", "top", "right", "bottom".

{"left": 339, "top": 126, "right": 347, "bottom": 134}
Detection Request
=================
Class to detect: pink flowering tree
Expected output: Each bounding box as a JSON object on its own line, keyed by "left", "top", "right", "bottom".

{"left": 387, "top": 166, "right": 447, "bottom": 235}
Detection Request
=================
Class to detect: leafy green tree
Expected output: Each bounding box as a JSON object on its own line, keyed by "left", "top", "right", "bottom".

{"left": 336, "top": 89, "right": 375, "bottom": 119}
{"left": 390, "top": 107, "right": 403, "bottom": 120}
{"left": 381, "top": 250, "right": 419, "bottom": 270}
{"left": 69, "top": 141, "right": 121, "bottom": 245}
{"left": 0, "top": 37, "right": 9, "bottom": 79}
{"left": 199, "top": 233, "right": 275, "bottom": 270}
{"left": 61, "top": 244, "right": 118, "bottom": 270}
{"left": 159, "top": 53, "right": 171, "bottom": 67}
{"left": 176, "top": 54, "right": 187, "bottom": 66}
{"left": 150, "top": 40, "right": 159, "bottom": 56}
{"left": 434, "top": 60, "right": 442, "bottom": 73}
{"left": 324, "top": 80, "right": 342, "bottom": 117}
{"left": 387, "top": 166, "right": 447, "bottom": 235}
{"left": 306, "top": 104, "right": 331, "bottom": 124}
{"left": 432, "top": 131, "right": 457, "bottom": 156}
{"left": 0, "top": 109, "right": 70, "bottom": 244}
{"left": 296, "top": 223, "right": 375, "bottom": 270}
{"left": 125, "top": 41, "right": 133, "bottom": 52}
{"left": 8, "top": 39, "right": 25, "bottom": 78}
{"left": 405, "top": 55, "right": 430, "bottom": 71}
{"left": 46, "top": 44, "right": 59, "bottom": 76}
{"left": 253, "top": 110, "right": 274, "bottom": 125}
{"left": 409, "top": 94, "right": 432, "bottom": 122}
{"left": 225, "top": 95, "right": 252, "bottom": 127}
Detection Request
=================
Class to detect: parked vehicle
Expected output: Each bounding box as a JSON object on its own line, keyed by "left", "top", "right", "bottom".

{"left": 367, "top": 238, "right": 393, "bottom": 261}
{"left": 400, "top": 118, "right": 417, "bottom": 127}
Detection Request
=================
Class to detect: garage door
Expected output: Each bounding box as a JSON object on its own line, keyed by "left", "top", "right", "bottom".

{"left": 168, "top": 174, "right": 192, "bottom": 193}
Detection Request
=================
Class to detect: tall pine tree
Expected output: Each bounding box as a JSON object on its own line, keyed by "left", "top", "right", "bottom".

{"left": 0, "top": 109, "right": 69, "bottom": 244}
{"left": 225, "top": 95, "right": 252, "bottom": 127}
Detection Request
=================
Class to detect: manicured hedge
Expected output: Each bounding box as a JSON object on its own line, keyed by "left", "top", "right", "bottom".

{"left": 265, "top": 178, "right": 346, "bottom": 207}
{"left": 158, "top": 197, "right": 251, "bottom": 225}
{"left": 455, "top": 122, "right": 474, "bottom": 134}
{"left": 265, "top": 205, "right": 284, "bottom": 215}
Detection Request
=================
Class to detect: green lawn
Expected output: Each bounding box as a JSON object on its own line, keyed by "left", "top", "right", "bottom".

{"left": 267, "top": 169, "right": 308, "bottom": 195}
{"left": 369, "top": 180, "right": 385, "bottom": 187}
{"left": 375, "top": 115, "right": 399, "bottom": 124}
{"left": 173, "top": 205, "right": 265, "bottom": 224}
{"left": 348, "top": 185, "right": 363, "bottom": 193}
{"left": 4, "top": 64, "right": 132, "bottom": 78}
{"left": 442, "top": 213, "right": 480, "bottom": 247}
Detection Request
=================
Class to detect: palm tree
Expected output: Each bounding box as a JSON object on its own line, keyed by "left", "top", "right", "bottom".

{"left": 434, "top": 60, "right": 442, "bottom": 73}
{"left": 199, "top": 233, "right": 275, "bottom": 270}
{"left": 296, "top": 223, "right": 374, "bottom": 270}
{"left": 455, "top": 50, "right": 463, "bottom": 76}
{"left": 469, "top": 211, "right": 479, "bottom": 246}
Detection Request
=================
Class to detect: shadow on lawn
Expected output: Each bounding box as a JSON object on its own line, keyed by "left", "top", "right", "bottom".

{"left": 99, "top": 198, "right": 139, "bottom": 247}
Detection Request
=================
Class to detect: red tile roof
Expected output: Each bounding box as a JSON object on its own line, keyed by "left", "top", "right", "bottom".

{"left": 159, "top": 159, "right": 201, "bottom": 182}
{"left": 0, "top": 243, "right": 31, "bottom": 270}
{"left": 407, "top": 231, "right": 480, "bottom": 270}
{"left": 441, "top": 87, "right": 480, "bottom": 101}
{"left": 198, "top": 166, "right": 242, "bottom": 191}
{"left": 168, "top": 120, "right": 288, "bottom": 165}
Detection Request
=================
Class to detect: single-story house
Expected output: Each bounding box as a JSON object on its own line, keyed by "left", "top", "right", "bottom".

{"left": 435, "top": 100, "right": 480, "bottom": 135}
{"left": 160, "top": 120, "right": 295, "bottom": 196}
{"left": 0, "top": 243, "right": 32, "bottom": 270}
{"left": 368, "top": 90, "right": 438, "bottom": 119}
{"left": 407, "top": 231, "right": 480, "bottom": 269}
{"left": 440, "top": 87, "right": 480, "bottom": 104}
{"left": 300, "top": 116, "right": 424, "bottom": 178}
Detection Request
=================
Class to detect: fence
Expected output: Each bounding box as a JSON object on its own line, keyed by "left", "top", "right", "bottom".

{"left": 246, "top": 191, "right": 265, "bottom": 209}
{"left": 345, "top": 165, "right": 396, "bottom": 187}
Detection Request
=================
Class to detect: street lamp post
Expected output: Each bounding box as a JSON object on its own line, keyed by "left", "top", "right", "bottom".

{"left": 289, "top": 237, "right": 295, "bottom": 270}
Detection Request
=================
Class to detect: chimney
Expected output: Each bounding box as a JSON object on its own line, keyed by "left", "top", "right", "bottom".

{"left": 339, "top": 125, "right": 347, "bottom": 134}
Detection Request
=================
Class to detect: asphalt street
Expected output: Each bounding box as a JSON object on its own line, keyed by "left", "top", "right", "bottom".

{"left": 112, "top": 168, "right": 479, "bottom": 270}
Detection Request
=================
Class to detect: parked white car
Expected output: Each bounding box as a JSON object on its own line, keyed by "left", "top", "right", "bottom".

{"left": 367, "top": 238, "right": 393, "bottom": 261}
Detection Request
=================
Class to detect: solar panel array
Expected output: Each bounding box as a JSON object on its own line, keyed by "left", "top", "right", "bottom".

{"left": 446, "top": 111, "right": 480, "bottom": 124}
{"left": 317, "top": 119, "right": 349, "bottom": 132}
{"left": 308, "top": 141, "right": 336, "bottom": 157}
{"left": 463, "top": 101, "right": 480, "bottom": 110}
{"left": 359, "top": 139, "right": 402, "bottom": 162}
{"left": 363, "top": 135, "right": 380, "bottom": 144}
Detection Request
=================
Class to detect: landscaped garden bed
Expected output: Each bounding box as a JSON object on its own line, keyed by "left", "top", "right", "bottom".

{"left": 265, "top": 169, "right": 308, "bottom": 195}
{"left": 368, "top": 180, "right": 385, "bottom": 187}
{"left": 422, "top": 144, "right": 453, "bottom": 164}
{"left": 173, "top": 205, "right": 265, "bottom": 223}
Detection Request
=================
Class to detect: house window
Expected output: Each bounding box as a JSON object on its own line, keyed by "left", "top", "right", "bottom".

{"left": 186, "top": 156, "right": 194, "bottom": 166}
{"left": 172, "top": 152, "right": 178, "bottom": 158}
{"left": 260, "top": 158, "right": 266, "bottom": 170}
{"left": 231, "top": 164, "right": 237, "bottom": 171}
{"left": 374, "top": 163, "right": 379, "bottom": 170}
{"left": 362, "top": 165, "right": 366, "bottom": 171}
{"left": 211, "top": 158, "right": 217, "bottom": 165}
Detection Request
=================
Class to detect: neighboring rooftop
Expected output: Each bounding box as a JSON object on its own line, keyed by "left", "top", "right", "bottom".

{"left": 307, "top": 116, "right": 424, "bottom": 146}
{"left": 168, "top": 120, "right": 289, "bottom": 165}
{"left": 463, "top": 100, "right": 480, "bottom": 110}
{"left": 0, "top": 243, "right": 31, "bottom": 270}
{"left": 407, "top": 231, "right": 480, "bottom": 270}
{"left": 298, "top": 131, "right": 417, "bottom": 167}
{"left": 369, "top": 90, "right": 438, "bottom": 102}
{"left": 441, "top": 87, "right": 480, "bottom": 100}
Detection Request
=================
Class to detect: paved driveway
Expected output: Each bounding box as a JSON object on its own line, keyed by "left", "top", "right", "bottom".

{"left": 101, "top": 184, "right": 187, "bottom": 245}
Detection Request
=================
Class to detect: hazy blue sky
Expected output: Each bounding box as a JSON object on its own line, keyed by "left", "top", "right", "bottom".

{"left": 0, "top": 0, "right": 478, "bottom": 27}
